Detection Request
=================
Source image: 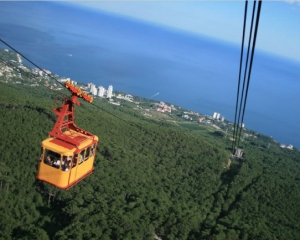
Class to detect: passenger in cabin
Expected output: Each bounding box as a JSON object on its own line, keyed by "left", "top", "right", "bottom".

{"left": 61, "top": 157, "right": 66, "bottom": 171}
{"left": 72, "top": 157, "right": 76, "bottom": 167}
{"left": 53, "top": 159, "right": 60, "bottom": 168}
{"left": 64, "top": 161, "right": 70, "bottom": 171}
{"left": 45, "top": 155, "right": 52, "bottom": 165}
{"left": 90, "top": 148, "right": 94, "bottom": 156}
{"left": 79, "top": 154, "right": 84, "bottom": 164}
{"left": 64, "top": 156, "right": 72, "bottom": 171}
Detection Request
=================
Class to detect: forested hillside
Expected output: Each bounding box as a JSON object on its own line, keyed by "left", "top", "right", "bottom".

{"left": 1, "top": 60, "right": 300, "bottom": 239}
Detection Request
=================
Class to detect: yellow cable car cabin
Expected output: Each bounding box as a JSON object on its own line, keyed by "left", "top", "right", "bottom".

{"left": 37, "top": 81, "right": 98, "bottom": 189}
{"left": 38, "top": 130, "right": 98, "bottom": 189}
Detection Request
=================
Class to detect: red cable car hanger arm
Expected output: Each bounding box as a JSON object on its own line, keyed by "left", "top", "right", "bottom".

{"left": 48, "top": 81, "right": 95, "bottom": 146}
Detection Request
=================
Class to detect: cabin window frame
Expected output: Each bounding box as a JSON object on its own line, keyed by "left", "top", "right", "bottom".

{"left": 44, "top": 149, "right": 62, "bottom": 169}
{"left": 76, "top": 143, "right": 96, "bottom": 165}
{"left": 90, "top": 144, "right": 95, "bottom": 156}
{"left": 78, "top": 150, "right": 84, "bottom": 165}
{"left": 84, "top": 147, "right": 91, "bottom": 161}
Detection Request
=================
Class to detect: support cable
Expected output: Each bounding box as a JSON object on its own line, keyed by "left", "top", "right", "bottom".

{"left": 237, "top": 0, "right": 262, "bottom": 148}
{"left": 232, "top": 0, "right": 262, "bottom": 154}
{"left": 235, "top": 0, "right": 257, "bottom": 150}
{"left": 232, "top": 0, "right": 248, "bottom": 153}
{"left": 0, "top": 38, "right": 65, "bottom": 89}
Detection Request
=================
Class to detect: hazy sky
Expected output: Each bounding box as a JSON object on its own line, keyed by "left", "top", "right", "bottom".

{"left": 69, "top": 1, "right": 300, "bottom": 62}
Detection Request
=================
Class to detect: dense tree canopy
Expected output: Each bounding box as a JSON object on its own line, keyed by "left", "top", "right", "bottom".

{"left": 1, "top": 53, "right": 300, "bottom": 239}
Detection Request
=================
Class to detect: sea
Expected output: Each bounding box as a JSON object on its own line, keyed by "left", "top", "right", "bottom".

{"left": 0, "top": 2, "right": 299, "bottom": 149}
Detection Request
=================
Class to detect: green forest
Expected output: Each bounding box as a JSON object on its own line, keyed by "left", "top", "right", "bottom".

{"left": 1, "top": 52, "right": 300, "bottom": 240}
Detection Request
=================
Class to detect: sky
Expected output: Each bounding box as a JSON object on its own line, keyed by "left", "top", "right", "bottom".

{"left": 68, "top": 1, "right": 300, "bottom": 62}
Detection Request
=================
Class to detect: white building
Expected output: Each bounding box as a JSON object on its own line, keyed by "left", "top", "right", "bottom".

{"left": 91, "top": 87, "right": 97, "bottom": 96}
{"left": 107, "top": 85, "right": 113, "bottom": 98}
{"left": 286, "top": 145, "right": 294, "bottom": 150}
{"left": 17, "top": 53, "right": 22, "bottom": 63}
{"left": 213, "top": 112, "right": 220, "bottom": 119}
{"left": 44, "top": 69, "right": 51, "bottom": 75}
{"left": 124, "top": 94, "right": 133, "bottom": 101}
{"left": 89, "top": 84, "right": 96, "bottom": 95}
{"left": 60, "top": 78, "right": 70, "bottom": 83}
{"left": 97, "top": 86, "right": 105, "bottom": 97}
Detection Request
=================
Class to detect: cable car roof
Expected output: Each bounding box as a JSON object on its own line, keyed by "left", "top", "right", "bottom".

{"left": 42, "top": 130, "right": 98, "bottom": 154}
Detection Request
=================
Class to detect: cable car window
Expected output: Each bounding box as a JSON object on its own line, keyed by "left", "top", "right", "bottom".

{"left": 44, "top": 149, "right": 61, "bottom": 169}
{"left": 84, "top": 147, "right": 91, "bottom": 161}
{"left": 90, "top": 144, "right": 95, "bottom": 156}
{"left": 62, "top": 155, "right": 72, "bottom": 171}
{"left": 73, "top": 154, "right": 78, "bottom": 167}
{"left": 78, "top": 151, "right": 84, "bottom": 165}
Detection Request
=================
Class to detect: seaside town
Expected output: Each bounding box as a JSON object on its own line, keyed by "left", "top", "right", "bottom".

{"left": 0, "top": 49, "right": 295, "bottom": 151}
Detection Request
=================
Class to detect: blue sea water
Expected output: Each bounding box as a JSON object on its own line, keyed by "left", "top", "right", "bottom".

{"left": 0, "top": 2, "right": 299, "bottom": 149}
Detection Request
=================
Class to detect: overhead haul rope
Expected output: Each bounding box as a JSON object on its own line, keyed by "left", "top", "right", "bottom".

{"left": 232, "top": 0, "right": 262, "bottom": 154}
{"left": 237, "top": 1, "right": 262, "bottom": 149}
{"left": 0, "top": 38, "right": 146, "bottom": 130}
{"left": 233, "top": 0, "right": 257, "bottom": 152}
{"left": 232, "top": 0, "right": 248, "bottom": 153}
{"left": 0, "top": 39, "right": 66, "bottom": 89}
